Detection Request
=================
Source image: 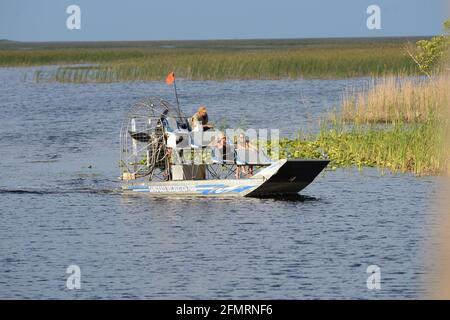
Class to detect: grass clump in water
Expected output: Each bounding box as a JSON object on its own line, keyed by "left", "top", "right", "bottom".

{"left": 280, "top": 75, "right": 449, "bottom": 176}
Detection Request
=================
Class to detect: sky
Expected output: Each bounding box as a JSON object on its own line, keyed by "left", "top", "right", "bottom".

{"left": 0, "top": 0, "right": 449, "bottom": 42}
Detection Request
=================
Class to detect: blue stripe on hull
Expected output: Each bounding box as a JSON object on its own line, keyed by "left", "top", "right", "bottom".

{"left": 125, "top": 184, "right": 255, "bottom": 195}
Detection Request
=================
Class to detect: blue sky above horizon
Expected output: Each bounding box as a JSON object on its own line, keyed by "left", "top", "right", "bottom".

{"left": 0, "top": 0, "right": 449, "bottom": 42}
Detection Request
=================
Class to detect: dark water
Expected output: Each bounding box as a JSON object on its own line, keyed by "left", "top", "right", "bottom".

{"left": 0, "top": 67, "right": 440, "bottom": 299}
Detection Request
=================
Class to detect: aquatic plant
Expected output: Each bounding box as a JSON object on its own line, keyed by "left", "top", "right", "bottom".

{"left": 279, "top": 74, "right": 449, "bottom": 176}
{"left": 276, "top": 118, "right": 447, "bottom": 176}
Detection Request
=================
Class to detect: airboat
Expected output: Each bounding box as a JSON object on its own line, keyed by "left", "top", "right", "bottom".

{"left": 119, "top": 98, "right": 329, "bottom": 197}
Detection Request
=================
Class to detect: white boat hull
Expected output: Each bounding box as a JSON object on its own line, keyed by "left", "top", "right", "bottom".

{"left": 122, "top": 159, "right": 329, "bottom": 198}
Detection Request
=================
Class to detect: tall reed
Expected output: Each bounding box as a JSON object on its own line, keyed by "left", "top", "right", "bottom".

{"left": 341, "top": 75, "right": 450, "bottom": 123}
{"left": 283, "top": 76, "right": 449, "bottom": 176}
{"left": 33, "top": 47, "right": 416, "bottom": 82}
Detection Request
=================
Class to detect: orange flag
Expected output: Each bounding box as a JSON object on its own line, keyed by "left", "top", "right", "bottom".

{"left": 166, "top": 72, "right": 175, "bottom": 85}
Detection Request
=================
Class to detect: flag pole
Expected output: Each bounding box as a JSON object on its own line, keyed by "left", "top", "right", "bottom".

{"left": 173, "top": 76, "right": 182, "bottom": 118}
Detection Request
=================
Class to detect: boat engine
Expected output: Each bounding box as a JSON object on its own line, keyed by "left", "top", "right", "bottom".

{"left": 119, "top": 97, "right": 188, "bottom": 181}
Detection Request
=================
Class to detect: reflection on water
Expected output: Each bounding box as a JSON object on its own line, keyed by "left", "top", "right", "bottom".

{"left": 0, "top": 67, "right": 440, "bottom": 299}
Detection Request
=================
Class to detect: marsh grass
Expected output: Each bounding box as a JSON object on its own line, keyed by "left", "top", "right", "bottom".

{"left": 278, "top": 118, "right": 448, "bottom": 176}
{"left": 0, "top": 38, "right": 420, "bottom": 82}
{"left": 341, "top": 75, "right": 450, "bottom": 123}
{"left": 32, "top": 47, "right": 417, "bottom": 83}
{"left": 281, "top": 76, "right": 450, "bottom": 176}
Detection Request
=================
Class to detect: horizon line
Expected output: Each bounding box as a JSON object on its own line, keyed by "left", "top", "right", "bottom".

{"left": 0, "top": 35, "right": 434, "bottom": 44}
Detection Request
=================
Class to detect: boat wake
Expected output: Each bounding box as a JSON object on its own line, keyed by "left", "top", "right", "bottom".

{"left": 257, "top": 194, "right": 319, "bottom": 202}
{"left": 0, "top": 187, "right": 121, "bottom": 195}
{"left": 0, "top": 187, "right": 319, "bottom": 202}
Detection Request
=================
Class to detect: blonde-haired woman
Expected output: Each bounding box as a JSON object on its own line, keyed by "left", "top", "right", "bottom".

{"left": 191, "top": 106, "right": 214, "bottom": 132}
{"left": 236, "top": 133, "right": 257, "bottom": 179}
